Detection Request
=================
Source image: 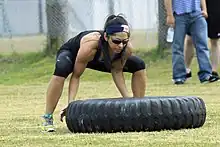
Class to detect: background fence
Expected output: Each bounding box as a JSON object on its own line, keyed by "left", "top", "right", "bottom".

{"left": 0, "top": 0, "right": 168, "bottom": 53}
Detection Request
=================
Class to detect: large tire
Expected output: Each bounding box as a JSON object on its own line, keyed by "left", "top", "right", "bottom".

{"left": 65, "top": 96, "right": 206, "bottom": 133}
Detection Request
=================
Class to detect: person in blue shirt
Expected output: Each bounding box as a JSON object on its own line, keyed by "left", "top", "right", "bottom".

{"left": 164, "top": 0, "right": 219, "bottom": 84}
{"left": 184, "top": 0, "right": 220, "bottom": 80}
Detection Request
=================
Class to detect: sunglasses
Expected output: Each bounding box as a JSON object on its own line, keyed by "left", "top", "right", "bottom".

{"left": 111, "top": 38, "right": 129, "bottom": 45}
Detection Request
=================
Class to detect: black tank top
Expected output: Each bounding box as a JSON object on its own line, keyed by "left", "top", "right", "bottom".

{"left": 93, "top": 33, "right": 127, "bottom": 71}
{"left": 59, "top": 30, "right": 126, "bottom": 70}
{"left": 59, "top": 30, "right": 101, "bottom": 53}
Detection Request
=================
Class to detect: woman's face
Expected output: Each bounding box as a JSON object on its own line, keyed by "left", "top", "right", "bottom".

{"left": 107, "top": 32, "right": 129, "bottom": 53}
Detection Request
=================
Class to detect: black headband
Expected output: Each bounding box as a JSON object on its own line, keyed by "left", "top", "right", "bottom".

{"left": 105, "top": 24, "right": 130, "bottom": 35}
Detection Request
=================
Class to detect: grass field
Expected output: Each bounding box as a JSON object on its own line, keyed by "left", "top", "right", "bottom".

{"left": 0, "top": 40, "right": 220, "bottom": 146}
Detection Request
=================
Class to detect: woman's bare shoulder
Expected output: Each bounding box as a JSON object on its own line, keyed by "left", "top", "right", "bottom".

{"left": 80, "top": 32, "right": 101, "bottom": 48}
{"left": 77, "top": 32, "right": 101, "bottom": 61}
{"left": 125, "top": 42, "right": 133, "bottom": 56}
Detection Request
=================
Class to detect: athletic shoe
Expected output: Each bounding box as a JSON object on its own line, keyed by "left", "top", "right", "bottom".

{"left": 42, "top": 114, "right": 55, "bottom": 132}
{"left": 186, "top": 71, "right": 192, "bottom": 79}
{"left": 174, "top": 79, "right": 185, "bottom": 85}
{"left": 212, "top": 71, "right": 220, "bottom": 81}
{"left": 201, "top": 75, "right": 219, "bottom": 84}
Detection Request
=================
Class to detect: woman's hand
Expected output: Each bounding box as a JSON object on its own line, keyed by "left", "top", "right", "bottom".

{"left": 60, "top": 106, "right": 67, "bottom": 122}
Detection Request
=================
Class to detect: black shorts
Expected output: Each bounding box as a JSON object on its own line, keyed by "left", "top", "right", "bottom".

{"left": 206, "top": 13, "right": 220, "bottom": 39}
{"left": 186, "top": 13, "right": 220, "bottom": 39}
{"left": 53, "top": 50, "right": 146, "bottom": 78}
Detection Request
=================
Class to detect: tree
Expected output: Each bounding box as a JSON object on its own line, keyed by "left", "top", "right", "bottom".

{"left": 38, "top": 0, "right": 43, "bottom": 34}
{"left": 157, "top": 0, "right": 170, "bottom": 55}
{"left": 108, "top": 0, "right": 114, "bottom": 14}
{"left": 45, "top": 0, "right": 68, "bottom": 55}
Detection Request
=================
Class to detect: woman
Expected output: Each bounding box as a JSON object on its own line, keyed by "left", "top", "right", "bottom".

{"left": 42, "top": 14, "right": 147, "bottom": 132}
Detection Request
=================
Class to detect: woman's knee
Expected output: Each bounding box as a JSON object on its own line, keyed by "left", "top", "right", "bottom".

{"left": 51, "top": 75, "right": 66, "bottom": 82}
{"left": 133, "top": 69, "right": 146, "bottom": 77}
{"left": 210, "top": 39, "right": 219, "bottom": 47}
{"left": 185, "top": 35, "right": 193, "bottom": 44}
{"left": 124, "top": 56, "right": 146, "bottom": 73}
{"left": 53, "top": 51, "right": 73, "bottom": 78}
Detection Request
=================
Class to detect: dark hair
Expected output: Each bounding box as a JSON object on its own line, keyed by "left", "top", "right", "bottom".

{"left": 104, "top": 14, "right": 129, "bottom": 31}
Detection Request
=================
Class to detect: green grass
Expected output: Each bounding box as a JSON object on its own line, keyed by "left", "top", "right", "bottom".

{"left": 0, "top": 52, "right": 54, "bottom": 85}
{"left": 0, "top": 48, "right": 168, "bottom": 85}
{"left": 0, "top": 50, "right": 220, "bottom": 147}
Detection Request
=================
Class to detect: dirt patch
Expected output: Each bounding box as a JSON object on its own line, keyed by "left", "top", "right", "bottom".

{"left": 0, "top": 35, "right": 46, "bottom": 53}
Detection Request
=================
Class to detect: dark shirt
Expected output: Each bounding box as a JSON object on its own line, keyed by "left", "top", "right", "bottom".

{"left": 59, "top": 30, "right": 126, "bottom": 71}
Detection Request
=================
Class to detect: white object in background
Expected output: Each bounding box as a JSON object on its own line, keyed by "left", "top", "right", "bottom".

{"left": 166, "top": 27, "right": 174, "bottom": 43}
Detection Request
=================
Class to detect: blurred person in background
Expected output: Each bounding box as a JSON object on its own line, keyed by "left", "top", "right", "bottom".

{"left": 164, "top": 0, "right": 219, "bottom": 84}
{"left": 184, "top": 0, "right": 220, "bottom": 80}
{"left": 42, "top": 14, "right": 147, "bottom": 132}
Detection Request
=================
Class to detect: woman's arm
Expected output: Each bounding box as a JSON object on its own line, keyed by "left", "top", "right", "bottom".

{"left": 111, "top": 42, "right": 132, "bottom": 98}
{"left": 60, "top": 38, "right": 98, "bottom": 122}
{"left": 68, "top": 42, "right": 97, "bottom": 103}
{"left": 68, "top": 60, "right": 87, "bottom": 103}
{"left": 111, "top": 69, "right": 130, "bottom": 97}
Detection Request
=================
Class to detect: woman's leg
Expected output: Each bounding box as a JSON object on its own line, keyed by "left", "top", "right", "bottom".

{"left": 45, "top": 75, "right": 65, "bottom": 114}
{"left": 123, "top": 56, "right": 146, "bottom": 97}
{"left": 210, "top": 39, "right": 220, "bottom": 72}
{"left": 43, "top": 75, "right": 66, "bottom": 132}
{"left": 184, "top": 35, "right": 195, "bottom": 70}
{"left": 87, "top": 56, "right": 147, "bottom": 97}
{"left": 43, "top": 50, "right": 73, "bottom": 132}
{"left": 45, "top": 51, "right": 73, "bottom": 114}
{"left": 131, "top": 69, "right": 146, "bottom": 97}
